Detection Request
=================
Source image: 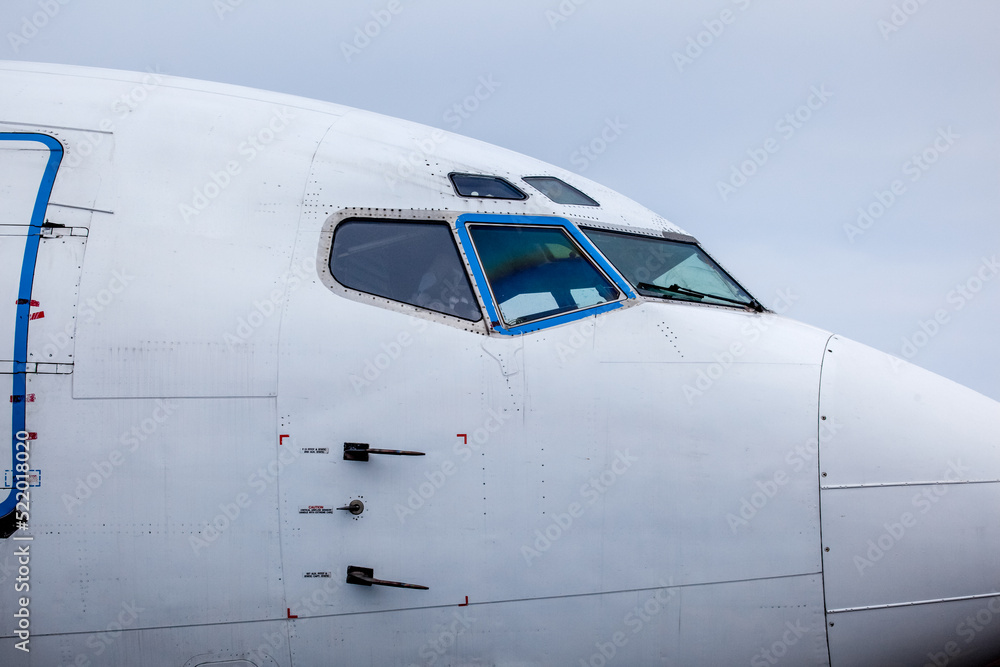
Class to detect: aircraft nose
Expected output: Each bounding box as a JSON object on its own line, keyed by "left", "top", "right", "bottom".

{"left": 816, "top": 335, "right": 1000, "bottom": 666}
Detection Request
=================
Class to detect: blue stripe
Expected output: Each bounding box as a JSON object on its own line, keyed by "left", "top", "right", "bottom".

{"left": 455, "top": 214, "right": 635, "bottom": 336}
{"left": 1, "top": 133, "right": 63, "bottom": 519}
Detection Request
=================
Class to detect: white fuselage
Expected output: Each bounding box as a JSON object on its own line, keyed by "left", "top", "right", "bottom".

{"left": 1, "top": 61, "right": 999, "bottom": 667}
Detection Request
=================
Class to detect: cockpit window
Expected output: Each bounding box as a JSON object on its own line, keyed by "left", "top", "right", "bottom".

{"left": 449, "top": 173, "right": 527, "bottom": 200}
{"left": 584, "top": 229, "right": 760, "bottom": 310}
{"left": 467, "top": 224, "right": 620, "bottom": 325}
{"left": 523, "top": 177, "right": 599, "bottom": 207}
{"left": 330, "top": 219, "right": 482, "bottom": 321}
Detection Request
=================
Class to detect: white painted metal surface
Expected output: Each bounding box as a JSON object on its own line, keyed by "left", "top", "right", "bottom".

{"left": 0, "top": 141, "right": 48, "bottom": 365}
{"left": 819, "top": 336, "right": 1000, "bottom": 665}
{"left": 0, "top": 61, "right": 996, "bottom": 666}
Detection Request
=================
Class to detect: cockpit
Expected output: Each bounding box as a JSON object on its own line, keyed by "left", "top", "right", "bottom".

{"left": 326, "top": 174, "right": 761, "bottom": 335}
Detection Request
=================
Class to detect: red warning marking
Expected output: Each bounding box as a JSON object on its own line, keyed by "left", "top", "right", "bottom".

{"left": 459, "top": 596, "right": 469, "bottom": 607}
{"left": 10, "top": 394, "right": 36, "bottom": 403}
{"left": 279, "top": 434, "right": 290, "bottom": 446}
{"left": 14, "top": 300, "right": 40, "bottom": 307}
{"left": 29, "top": 311, "right": 44, "bottom": 320}
{"left": 287, "top": 608, "right": 298, "bottom": 619}
{"left": 26, "top": 433, "right": 37, "bottom": 440}
{"left": 457, "top": 434, "right": 467, "bottom": 444}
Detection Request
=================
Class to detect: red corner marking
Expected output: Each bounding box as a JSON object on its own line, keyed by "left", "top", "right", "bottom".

{"left": 287, "top": 608, "right": 298, "bottom": 619}
{"left": 29, "top": 311, "right": 45, "bottom": 320}
{"left": 457, "top": 434, "right": 467, "bottom": 444}
{"left": 279, "top": 434, "right": 290, "bottom": 446}
{"left": 459, "top": 596, "right": 469, "bottom": 607}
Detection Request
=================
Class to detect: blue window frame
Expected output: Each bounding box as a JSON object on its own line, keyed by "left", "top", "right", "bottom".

{"left": 455, "top": 214, "right": 635, "bottom": 335}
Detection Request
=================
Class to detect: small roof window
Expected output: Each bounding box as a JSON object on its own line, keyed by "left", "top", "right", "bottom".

{"left": 523, "top": 176, "right": 599, "bottom": 207}
{"left": 449, "top": 173, "right": 527, "bottom": 200}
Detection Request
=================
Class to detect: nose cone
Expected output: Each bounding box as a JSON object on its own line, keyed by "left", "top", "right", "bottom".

{"left": 818, "top": 336, "right": 1000, "bottom": 665}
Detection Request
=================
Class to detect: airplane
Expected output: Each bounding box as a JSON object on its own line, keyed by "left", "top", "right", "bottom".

{"left": 0, "top": 60, "right": 998, "bottom": 666}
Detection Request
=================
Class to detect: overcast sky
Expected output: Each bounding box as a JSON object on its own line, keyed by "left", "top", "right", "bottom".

{"left": 3, "top": 0, "right": 998, "bottom": 399}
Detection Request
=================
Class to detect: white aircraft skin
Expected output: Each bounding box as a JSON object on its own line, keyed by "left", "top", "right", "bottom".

{"left": 0, "top": 61, "right": 998, "bottom": 667}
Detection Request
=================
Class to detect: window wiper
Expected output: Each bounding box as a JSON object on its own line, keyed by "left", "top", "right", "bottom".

{"left": 636, "top": 283, "right": 764, "bottom": 313}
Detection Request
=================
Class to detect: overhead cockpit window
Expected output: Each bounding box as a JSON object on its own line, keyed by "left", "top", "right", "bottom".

{"left": 467, "top": 225, "right": 620, "bottom": 326}
{"left": 585, "top": 229, "right": 762, "bottom": 311}
{"left": 330, "top": 220, "right": 482, "bottom": 321}
{"left": 449, "top": 173, "right": 527, "bottom": 200}
{"left": 523, "top": 177, "right": 599, "bottom": 207}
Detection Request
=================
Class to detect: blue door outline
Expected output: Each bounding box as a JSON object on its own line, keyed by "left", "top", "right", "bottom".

{"left": 0, "top": 133, "right": 63, "bottom": 535}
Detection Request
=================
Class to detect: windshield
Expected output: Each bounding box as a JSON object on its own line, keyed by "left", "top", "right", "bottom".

{"left": 584, "top": 229, "right": 757, "bottom": 309}
{"left": 468, "top": 224, "right": 620, "bottom": 325}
